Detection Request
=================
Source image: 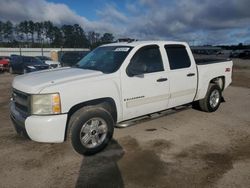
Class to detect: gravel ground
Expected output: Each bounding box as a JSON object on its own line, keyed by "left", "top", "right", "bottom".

{"left": 232, "top": 58, "right": 250, "bottom": 88}
{"left": 0, "top": 61, "right": 250, "bottom": 188}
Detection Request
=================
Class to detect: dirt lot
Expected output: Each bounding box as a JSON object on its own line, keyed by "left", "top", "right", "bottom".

{"left": 232, "top": 58, "right": 250, "bottom": 88}
{"left": 0, "top": 59, "right": 250, "bottom": 188}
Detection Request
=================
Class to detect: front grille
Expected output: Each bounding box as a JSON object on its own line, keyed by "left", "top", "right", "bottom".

{"left": 13, "top": 89, "right": 30, "bottom": 115}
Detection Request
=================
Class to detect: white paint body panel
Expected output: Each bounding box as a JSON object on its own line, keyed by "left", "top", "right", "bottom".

{"left": 40, "top": 72, "right": 123, "bottom": 122}
{"left": 25, "top": 114, "right": 67, "bottom": 143}
{"left": 166, "top": 43, "right": 197, "bottom": 108}
{"left": 195, "top": 61, "right": 233, "bottom": 100}
{"left": 121, "top": 71, "right": 170, "bottom": 120}
{"left": 12, "top": 68, "right": 103, "bottom": 93}
{"left": 11, "top": 41, "right": 233, "bottom": 143}
{"left": 120, "top": 44, "right": 170, "bottom": 120}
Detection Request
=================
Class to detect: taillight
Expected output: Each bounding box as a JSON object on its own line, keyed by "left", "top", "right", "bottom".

{"left": 225, "top": 68, "right": 231, "bottom": 72}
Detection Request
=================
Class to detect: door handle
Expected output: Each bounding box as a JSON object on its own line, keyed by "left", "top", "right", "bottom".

{"left": 187, "top": 73, "right": 195, "bottom": 77}
{"left": 157, "top": 78, "right": 168, "bottom": 82}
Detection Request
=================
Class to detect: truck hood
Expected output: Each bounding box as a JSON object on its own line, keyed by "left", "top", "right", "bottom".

{"left": 12, "top": 67, "right": 103, "bottom": 93}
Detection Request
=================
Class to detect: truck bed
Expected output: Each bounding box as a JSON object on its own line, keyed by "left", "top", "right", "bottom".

{"left": 195, "top": 58, "right": 231, "bottom": 65}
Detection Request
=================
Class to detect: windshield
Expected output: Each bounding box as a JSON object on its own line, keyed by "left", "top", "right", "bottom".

{"left": 77, "top": 46, "right": 132, "bottom": 73}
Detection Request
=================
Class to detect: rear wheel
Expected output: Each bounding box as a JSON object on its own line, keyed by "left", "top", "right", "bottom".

{"left": 198, "top": 84, "right": 222, "bottom": 112}
{"left": 70, "top": 106, "right": 114, "bottom": 155}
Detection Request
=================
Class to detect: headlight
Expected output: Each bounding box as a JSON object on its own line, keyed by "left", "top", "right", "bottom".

{"left": 31, "top": 93, "right": 61, "bottom": 115}
{"left": 27, "top": 66, "right": 36, "bottom": 69}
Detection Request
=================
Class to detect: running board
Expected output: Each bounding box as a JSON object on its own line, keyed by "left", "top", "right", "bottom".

{"left": 116, "top": 105, "right": 191, "bottom": 128}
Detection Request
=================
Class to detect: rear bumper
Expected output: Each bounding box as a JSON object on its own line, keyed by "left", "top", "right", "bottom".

{"left": 10, "top": 101, "right": 68, "bottom": 143}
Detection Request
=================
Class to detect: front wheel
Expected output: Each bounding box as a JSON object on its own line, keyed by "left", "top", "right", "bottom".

{"left": 198, "top": 84, "right": 222, "bottom": 112}
{"left": 70, "top": 106, "right": 114, "bottom": 155}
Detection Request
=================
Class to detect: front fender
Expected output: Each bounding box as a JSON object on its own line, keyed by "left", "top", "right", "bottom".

{"left": 40, "top": 75, "right": 123, "bottom": 122}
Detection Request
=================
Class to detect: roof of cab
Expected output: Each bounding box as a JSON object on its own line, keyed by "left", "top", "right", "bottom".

{"left": 102, "top": 40, "right": 188, "bottom": 47}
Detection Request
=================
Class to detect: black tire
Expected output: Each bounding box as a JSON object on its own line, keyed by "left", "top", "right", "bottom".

{"left": 192, "top": 101, "right": 201, "bottom": 110}
{"left": 198, "top": 84, "right": 222, "bottom": 112}
{"left": 70, "top": 106, "right": 114, "bottom": 155}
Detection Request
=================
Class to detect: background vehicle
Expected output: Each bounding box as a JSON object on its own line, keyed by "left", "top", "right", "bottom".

{"left": 239, "top": 50, "right": 250, "bottom": 59}
{"left": 229, "top": 50, "right": 241, "bottom": 58}
{"left": 60, "top": 51, "right": 89, "bottom": 67}
{"left": 9, "top": 55, "right": 49, "bottom": 74}
{"left": 230, "top": 50, "right": 250, "bottom": 59}
{"left": 10, "top": 41, "right": 232, "bottom": 155}
{"left": 36, "top": 56, "right": 61, "bottom": 68}
{"left": 0, "top": 56, "right": 10, "bottom": 72}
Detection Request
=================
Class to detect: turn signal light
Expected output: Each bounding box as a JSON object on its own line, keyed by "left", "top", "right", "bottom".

{"left": 52, "top": 94, "right": 61, "bottom": 114}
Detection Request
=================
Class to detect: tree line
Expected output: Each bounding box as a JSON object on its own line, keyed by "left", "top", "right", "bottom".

{"left": 218, "top": 43, "right": 250, "bottom": 50}
{"left": 0, "top": 20, "right": 115, "bottom": 49}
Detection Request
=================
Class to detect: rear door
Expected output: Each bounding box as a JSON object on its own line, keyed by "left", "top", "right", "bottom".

{"left": 121, "top": 45, "right": 170, "bottom": 120}
{"left": 164, "top": 44, "right": 197, "bottom": 107}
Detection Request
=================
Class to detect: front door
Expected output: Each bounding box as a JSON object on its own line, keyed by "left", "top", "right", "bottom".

{"left": 121, "top": 45, "right": 170, "bottom": 120}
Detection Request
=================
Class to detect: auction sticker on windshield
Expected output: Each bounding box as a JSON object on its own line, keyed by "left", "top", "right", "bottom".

{"left": 114, "top": 48, "right": 130, "bottom": 52}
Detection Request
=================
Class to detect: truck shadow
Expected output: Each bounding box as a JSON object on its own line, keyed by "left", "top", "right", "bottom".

{"left": 75, "top": 140, "right": 125, "bottom": 188}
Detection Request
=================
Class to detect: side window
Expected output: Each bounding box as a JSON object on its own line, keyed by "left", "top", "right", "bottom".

{"left": 165, "top": 45, "right": 191, "bottom": 70}
{"left": 127, "top": 45, "right": 164, "bottom": 76}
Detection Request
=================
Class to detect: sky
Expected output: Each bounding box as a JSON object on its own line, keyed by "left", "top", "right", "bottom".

{"left": 0, "top": 0, "right": 250, "bottom": 45}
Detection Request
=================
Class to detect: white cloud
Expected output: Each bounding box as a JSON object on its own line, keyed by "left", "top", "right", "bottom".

{"left": 97, "top": 4, "right": 128, "bottom": 23}
{"left": 0, "top": 0, "right": 250, "bottom": 44}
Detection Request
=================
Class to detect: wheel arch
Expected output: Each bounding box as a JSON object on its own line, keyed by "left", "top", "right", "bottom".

{"left": 64, "top": 97, "right": 117, "bottom": 141}
{"left": 195, "top": 76, "right": 225, "bottom": 101}
{"left": 209, "top": 76, "right": 225, "bottom": 91}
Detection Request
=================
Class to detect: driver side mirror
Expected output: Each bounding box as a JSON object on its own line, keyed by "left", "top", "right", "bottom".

{"left": 127, "top": 62, "right": 146, "bottom": 77}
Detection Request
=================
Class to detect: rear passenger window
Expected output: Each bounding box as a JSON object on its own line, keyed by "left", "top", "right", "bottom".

{"left": 128, "top": 45, "right": 164, "bottom": 74}
{"left": 165, "top": 45, "right": 191, "bottom": 70}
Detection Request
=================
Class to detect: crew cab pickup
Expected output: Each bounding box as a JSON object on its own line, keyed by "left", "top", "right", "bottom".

{"left": 10, "top": 41, "right": 232, "bottom": 155}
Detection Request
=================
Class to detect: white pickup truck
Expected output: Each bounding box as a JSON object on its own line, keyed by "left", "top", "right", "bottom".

{"left": 10, "top": 41, "right": 232, "bottom": 155}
